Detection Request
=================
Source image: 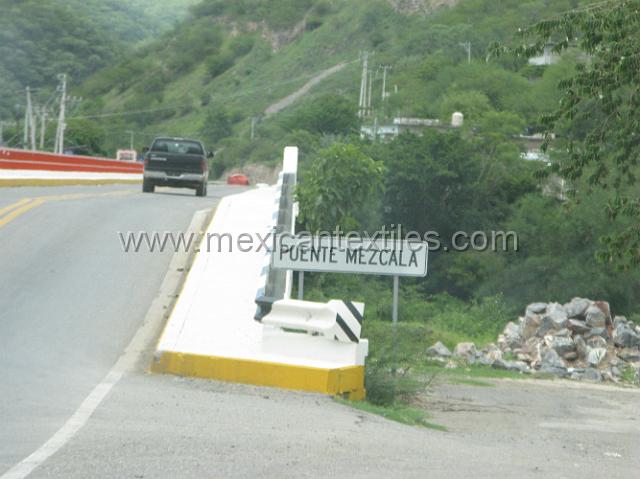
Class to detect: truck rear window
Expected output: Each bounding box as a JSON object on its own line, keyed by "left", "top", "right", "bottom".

{"left": 151, "top": 140, "right": 203, "bottom": 155}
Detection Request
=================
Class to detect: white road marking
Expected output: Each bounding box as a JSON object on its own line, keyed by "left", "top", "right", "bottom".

{"left": 1, "top": 370, "right": 124, "bottom": 479}
{"left": 0, "top": 208, "right": 211, "bottom": 479}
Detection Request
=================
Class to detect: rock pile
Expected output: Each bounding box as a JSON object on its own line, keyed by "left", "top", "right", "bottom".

{"left": 427, "top": 298, "right": 640, "bottom": 383}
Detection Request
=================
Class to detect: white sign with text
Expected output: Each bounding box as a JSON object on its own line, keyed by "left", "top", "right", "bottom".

{"left": 272, "top": 235, "right": 428, "bottom": 277}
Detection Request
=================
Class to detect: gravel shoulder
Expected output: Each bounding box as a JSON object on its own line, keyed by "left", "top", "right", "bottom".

{"left": 30, "top": 373, "right": 639, "bottom": 479}
{"left": 421, "top": 376, "right": 639, "bottom": 476}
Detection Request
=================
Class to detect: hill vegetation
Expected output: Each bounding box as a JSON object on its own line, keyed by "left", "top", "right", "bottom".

{"left": 5, "top": 0, "right": 638, "bottom": 382}
{"left": 22, "top": 0, "right": 637, "bottom": 316}
{"left": 58, "top": 0, "right": 587, "bottom": 161}
{"left": 0, "top": 0, "right": 197, "bottom": 121}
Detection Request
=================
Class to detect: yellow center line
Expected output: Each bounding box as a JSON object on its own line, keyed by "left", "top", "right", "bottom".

{"left": 37, "top": 189, "right": 136, "bottom": 202}
{"left": 0, "top": 198, "right": 45, "bottom": 229}
{"left": 0, "top": 197, "right": 33, "bottom": 218}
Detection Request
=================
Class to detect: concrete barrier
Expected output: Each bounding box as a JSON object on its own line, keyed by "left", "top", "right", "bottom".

{"left": 259, "top": 298, "right": 365, "bottom": 344}
{"left": 151, "top": 147, "right": 367, "bottom": 399}
{"left": 0, "top": 148, "right": 142, "bottom": 186}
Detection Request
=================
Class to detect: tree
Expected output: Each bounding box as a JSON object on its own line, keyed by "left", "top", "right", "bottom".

{"left": 65, "top": 119, "right": 105, "bottom": 156}
{"left": 495, "top": 1, "right": 640, "bottom": 267}
{"left": 438, "top": 90, "right": 492, "bottom": 123}
{"left": 283, "top": 93, "right": 358, "bottom": 136}
{"left": 201, "top": 104, "right": 232, "bottom": 143}
{"left": 296, "top": 143, "right": 385, "bottom": 232}
{"left": 375, "top": 130, "right": 535, "bottom": 242}
{"left": 476, "top": 191, "right": 640, "bottom": 314}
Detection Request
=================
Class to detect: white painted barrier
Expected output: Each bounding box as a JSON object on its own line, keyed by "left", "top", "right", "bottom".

{"left": 152, "top": 146, "right": 368, "bottom": 398}
{"left": 261, "top": 299, "right": 364, "bottom": 343}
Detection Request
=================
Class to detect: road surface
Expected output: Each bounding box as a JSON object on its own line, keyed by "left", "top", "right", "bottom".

{"left": 0, "top": 183, "right": 241, "bottom": 476}
{"left": 0, "top": 184, "right": 638, "bottom": 478}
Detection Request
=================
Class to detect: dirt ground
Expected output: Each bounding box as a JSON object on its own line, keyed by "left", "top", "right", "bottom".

{"left": 420, "top": 377, "right": 640, "bottom": 476}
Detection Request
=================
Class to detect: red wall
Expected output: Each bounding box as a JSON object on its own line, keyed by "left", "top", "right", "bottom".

{"left": 0, "top": 148, "right": 143, "bottom": 174}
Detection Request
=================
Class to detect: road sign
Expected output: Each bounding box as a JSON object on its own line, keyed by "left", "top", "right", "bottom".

{"left": 272, "top": 235, "right": 428, "bottom": 277}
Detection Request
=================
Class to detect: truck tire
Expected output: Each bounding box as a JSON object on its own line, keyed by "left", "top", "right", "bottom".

{"left": 142, "top": 179, "right": 155, "bottom": 193}
{"left": 196, "top": 181, "right": 207, "bottom": 197}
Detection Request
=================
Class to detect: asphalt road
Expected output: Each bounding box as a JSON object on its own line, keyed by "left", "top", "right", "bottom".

{"left": 25, "top": 373, "right": 640, "bottom": 479}
{"left": 0, "top": 183, "right": 241, "bottom": 476}
{"left": 0, "top": 183, "right": 638, "bottom": 479}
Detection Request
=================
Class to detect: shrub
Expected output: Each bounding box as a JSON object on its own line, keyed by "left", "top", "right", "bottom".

{"left": 201, "top": 104, "right": 233, "bottom": 143}
{"left": 365, "top": 358, "right": 425, "bottom": 407}
{"left": 205, "top": 51, "right": 234, "bottom": 79}
{"left": 281, "top": 93, "right": 358, "bottom": 135}
{"left": 296, "top": 142, "right": 385, "bottom": 231}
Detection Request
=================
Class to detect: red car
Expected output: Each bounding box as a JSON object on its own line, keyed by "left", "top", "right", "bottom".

{"left": 227, "top": 174, "right": 249, "bottom": 186}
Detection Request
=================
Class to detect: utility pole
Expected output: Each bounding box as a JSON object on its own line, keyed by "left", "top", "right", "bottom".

{"left": 23, "top": 93, "right": 28, "bottom": 148}
{"left": 38, "top": 107, "right": 47, "bottom": 150}
{"left": 126, "top": 130, "right": 134, "bottom": 150}
{"left": 0, "top": 121, "right": 4, "bottom": 146}
{"left": 380, "top": 65, "right": 391, "bottom": 118}
{"left": 14, "top": 104, "right": 22, "bottom": 145}
{"left": 380, "top": 65, "right": 391, "bottom": 101}
{"left": 367, "top": 69, "right": 373, "bottom": 113}
{"left": 358, "top": 52, "right": 369, "bottom": 118}
{"left": 459, "top": 42, "right": 471, "bottom": 64}
{"left": 24, "top": 87, "right": 36, "bottom": 150}
{"left": 250, "top": 117, "right": 258, "bottom": 140}
{"left": 54, "top": 74, "right": 67, "bottom": 155}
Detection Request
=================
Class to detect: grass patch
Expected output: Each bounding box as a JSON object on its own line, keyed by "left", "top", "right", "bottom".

{"left": 335, "top": 398, "right": 447, "bottom": 431}
{"left": 620, "top": 365, "right": 640, "bottom": 386}
{"left": 419, "top": 363, "right": 527, "bottom": 380}
{"left": 449, "top": 377, "right": 494, "bottom": 387}
{"left": 417, "top": 362, "right": 558, "bottom": 384}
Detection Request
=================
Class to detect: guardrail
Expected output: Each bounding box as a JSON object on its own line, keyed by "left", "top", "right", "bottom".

{"left": 0, "top": 148, "right": 143, "bottom": 174}
{"left": 260, "top": 298, "right": 365, "bottom": 343}
{"left": 254, "top": 147, "right": 297, "bottom": 321}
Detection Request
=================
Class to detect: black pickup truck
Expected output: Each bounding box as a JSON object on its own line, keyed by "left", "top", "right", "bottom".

{"left": 142, "top": 137, "right": 212, "bottom": 196}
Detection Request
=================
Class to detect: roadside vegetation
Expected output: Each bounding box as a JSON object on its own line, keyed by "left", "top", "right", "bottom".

{"left": 0, "top": 0, "right": 198, "bottom": 123}
{"left": 4, "top": 0, "right": 592, "bottom": 154}
{"left": 5, "top": 0, "right": 639, "bottom": 417}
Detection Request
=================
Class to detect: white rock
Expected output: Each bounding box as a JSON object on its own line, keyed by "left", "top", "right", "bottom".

{"left": 427, "top": 341, "right": 452, "bottom": 357}
{"left": 545, "top": 303, "right": 568, "bottom": 328}
{"left": 521, "top": 313, "right": 541, "bottom": 340}
{"left": 613, "top": 324, "right": 640, "bottom": 348}
{"left": 563, "top": 297, "right": 591, "bottom": 318}
{"left": 587, "top": 347, "right": 607, "bottom": 366}
{"left": 501, "top": 321, "right": 522, "bottom": 348}
{"left": 526, "top": 302, "right": 547, "bottom": 314}
{"left": 585, "top": 305, "right": 607, "bottom": 328}
{"left": 550, "top": 336, "right": 575, "bottom": 356}
{"left": 454, "top": 342, "right": 477, "bottom": 359}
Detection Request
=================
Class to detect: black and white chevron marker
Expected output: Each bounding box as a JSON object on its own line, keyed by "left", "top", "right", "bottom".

{"left": 255, "top": 297, "right": 365, "bottom": 344}
{"left": 331, "top": 300, "right": 364, "bottom": 343}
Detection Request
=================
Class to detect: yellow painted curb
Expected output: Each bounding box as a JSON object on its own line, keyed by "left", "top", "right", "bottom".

{"left": 151, "top": 350, "right": 365, "bottom": 398}
{"left": 0, "top": 179, "right": 141, "bottom": 187}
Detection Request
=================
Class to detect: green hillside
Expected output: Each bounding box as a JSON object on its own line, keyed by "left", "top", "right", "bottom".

{"left": 4, "top": 0, "right": 640, "bottom": 398}
{"left": 69, "top": 0, "right": 587, "bottom": 166}
{"left": 11, "top": 0, "right": 637, "bottom": 326}
{"left": 0, "top": 0, "right": 197, "bottom": 120}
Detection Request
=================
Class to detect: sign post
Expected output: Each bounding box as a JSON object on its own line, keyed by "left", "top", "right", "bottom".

{"left": 297, "top": 271, "right": 304, "bottom": 300}
{"left": 392, "top": 275, "right": 399, "bottom": 373}
{"left": 272, "top": 236, "right": 428, "bottom": 370}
